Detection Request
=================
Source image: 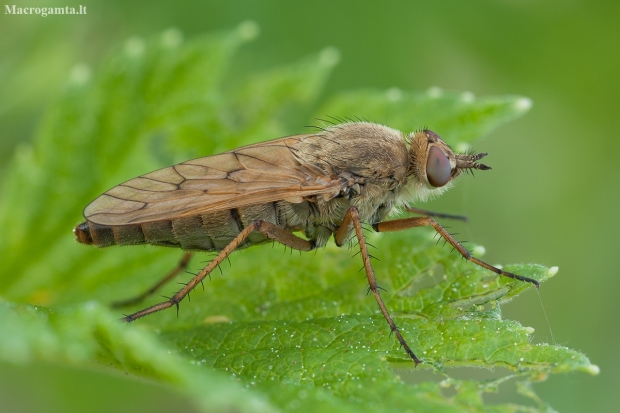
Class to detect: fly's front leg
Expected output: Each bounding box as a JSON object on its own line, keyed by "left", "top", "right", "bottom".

{"left": 124, "top": 221, "right": 314, "bottom": 322}
{"left": 373, "top": 216, "right": 540, "bottom": 287}
{"left": 112, "top": 252, "right": 193, "bottom": 308}
{"left": 335, "top": 206, "right": 422, "bottom": 366}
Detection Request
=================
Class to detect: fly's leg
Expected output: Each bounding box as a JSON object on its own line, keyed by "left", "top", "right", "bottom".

{"left": 123, "top": 221, "right": 314, "bottom": 322}
{"left": 112, "top": 252, "right": 193, "bottom": 308}
{"left": 373, "top": 216, "right": 540, "bottom": 287}
{"left": 405, "top": 206, "right": 467, "bottom": 222}
{"left": 335, "top": 206, "right": 422, "bottom": 366}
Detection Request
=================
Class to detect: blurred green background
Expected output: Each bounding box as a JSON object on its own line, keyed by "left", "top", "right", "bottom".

{"left": 1, "top": 1, "right": 617, "bottom": 412}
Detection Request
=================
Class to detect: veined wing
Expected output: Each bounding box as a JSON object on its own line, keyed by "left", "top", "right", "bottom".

{"left": 84, "top": 135, "right": 342, "bottom": 226}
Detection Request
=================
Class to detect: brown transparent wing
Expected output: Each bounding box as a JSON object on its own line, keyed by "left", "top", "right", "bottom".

{"left": 84, "top": 135, "right": 341, "bottom": 225}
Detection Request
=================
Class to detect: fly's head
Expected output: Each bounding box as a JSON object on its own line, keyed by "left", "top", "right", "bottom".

{"left": 407, "top": 130, "right": 491, "bottom": 201}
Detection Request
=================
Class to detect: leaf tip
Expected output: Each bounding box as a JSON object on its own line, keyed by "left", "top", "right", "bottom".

{"left": 472, "top": 245, "right": 486, "bottom": 257}
{"left": 124, "top": 36, "right": 146, "bottom": 57}
{"left": 68, "top": 63, "right": 92, "bottom": 85}
{"left": 586, "top": 364, "right": 600, "bottom": 375}
{"left": 236, "top": 20, "right": 260, "bottom": 42}
{"left": 385, "top": 87, "right": 403, "bottom": 101}
{"left": 160, "top": 28, "right": 183, "bottom": 48}
{"left": 460, "top": 91, "right": 475, "bottom": 103}
{"left": 514, "top": 97, "right": 533, "bottom": 113}
{"left": 426, "top": 86, "right": 443, "bottom": 98}
{"left": 319, "top": 47, "right": 340, "bottom": 68}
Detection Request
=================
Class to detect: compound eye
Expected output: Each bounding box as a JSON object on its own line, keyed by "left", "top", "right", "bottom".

{"left": 426, "top": 146, "right": 451, "bottom": 187}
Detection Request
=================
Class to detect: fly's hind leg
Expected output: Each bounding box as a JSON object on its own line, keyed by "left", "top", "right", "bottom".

{"left": 123, "top": 221, "right": 314, "bottom": 322}
{"left": 335, "top": 206, "right": 422, "bottom": 366}
{"left": 112, "top": 252, "right": 193, "bottom": 308}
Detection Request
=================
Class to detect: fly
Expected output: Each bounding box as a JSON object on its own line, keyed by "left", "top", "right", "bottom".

{"left": 74, "top": 121, "right": 539, "bottom": 365}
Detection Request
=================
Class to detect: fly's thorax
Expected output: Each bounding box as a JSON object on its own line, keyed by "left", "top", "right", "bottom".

{"left": 272, "top": 199, "right": 334, "bottom": 248}
{"left": 291, "top": 122, "right": 412, "bottom": 232}
{"left": 288, "top": 122, "right": 426, "bottom": 242}
{"left": 306, "top": 178, "right": 405, "bottom": 247}
{"left": 293, "top": 122, "right": 409, "bottom": 185}
{"left": 354, "top": 182, "right": 403, "bottom": 222}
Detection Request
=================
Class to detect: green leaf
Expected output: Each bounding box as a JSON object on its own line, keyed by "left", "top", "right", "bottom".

{"left": 0, "top": 24, "right": 597, "bottom": 413}
{"left": 315, "top": 87, "right": 532, "bottom": 149}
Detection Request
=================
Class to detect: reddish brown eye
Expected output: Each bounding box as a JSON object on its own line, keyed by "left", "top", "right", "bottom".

{"left": 426, "top": 146, "right": 451, "bottom": 187}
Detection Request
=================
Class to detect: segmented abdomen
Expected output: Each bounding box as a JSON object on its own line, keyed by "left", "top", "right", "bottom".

{"left": 74, "top": 202, "right": 313, "bottom": 251}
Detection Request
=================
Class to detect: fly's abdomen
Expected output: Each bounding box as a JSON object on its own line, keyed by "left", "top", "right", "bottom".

{"left": 189, "top": 203, "right": 280, "bottom": 249}
{"left": 75, "top": 202, "right": 285, "bottom": 251}
{"left": 74, "top": 221, "right": 176, "bottom": 248}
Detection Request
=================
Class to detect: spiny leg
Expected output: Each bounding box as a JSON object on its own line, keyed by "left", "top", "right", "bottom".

{"left": 373, "top": 216, "right": 539, "bottom": 287}
{"left": 112, "top": 252, "right": 193, "bottom": 308}
{"left": 405, "top": 206, "right": 467, "bottom": 222}
{"left": 335, "top": 207, "right": 422, "bottom": 366}
{"left": 124, "top": 221, "right": 314, "bottom": 322}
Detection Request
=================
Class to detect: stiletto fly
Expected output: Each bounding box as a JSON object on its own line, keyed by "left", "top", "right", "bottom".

{"left": 75, "top": 121, "right": 539, "bottom": 365}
